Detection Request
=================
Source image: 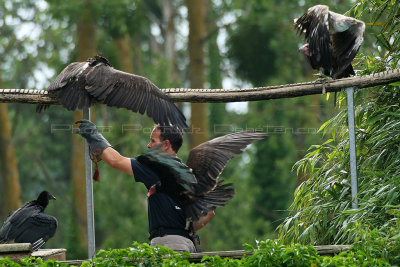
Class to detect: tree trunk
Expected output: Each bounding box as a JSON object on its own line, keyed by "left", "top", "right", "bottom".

{"left": 163, "top": 0, "right": 177, "bottom": 80}
{"left": 187, "top": 0, "right": 209, "bottom": 148}
{"left": 72, "top": 2, "right": 98, "bottom": 253}
{"left": 207, "top": 5, "right": 225, "bottom": 137}
{"left": 114, "top": 33, "right": 134, "bottom": 73}
{"left": 0, "top": 68, "right": 21, "bottom": 219}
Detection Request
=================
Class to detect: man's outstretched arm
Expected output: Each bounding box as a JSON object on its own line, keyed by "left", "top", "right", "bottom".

{"left": 76, "top": 119, "right": 133, "bottom": 175}
{"left": 100, "top": 147, "right": 133, "bottom": 175}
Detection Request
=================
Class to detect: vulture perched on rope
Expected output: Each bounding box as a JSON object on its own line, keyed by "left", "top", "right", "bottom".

{"left": 37, "top": 55, "right": 188, "bottom": 132}
{"left": 295, "top": 5, "right": 365, "bottom": 80}
{"left": 0, "top": 191, "right": 58, "bottom": 251}
{"left": 136, "top": 131, "right": 267, "bottom": 222}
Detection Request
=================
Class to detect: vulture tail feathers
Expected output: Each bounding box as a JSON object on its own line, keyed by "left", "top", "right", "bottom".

{"left": 32, "top": 238, "right": 45, "bottom": 251}
{"left": 184, "top": 181, "right": 235, "bottom": 221}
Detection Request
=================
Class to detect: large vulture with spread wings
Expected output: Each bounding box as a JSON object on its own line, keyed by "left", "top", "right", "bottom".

{"left": 136, "top": 131, "right": 267, "bottom": 221}
{"left": 0, "top": 191, "right": 58, "bottom": 251}
{"left": 37, "top": 55, "right": 188, "bottom": 132}
{"left": 295, "top": 5, "right": 365, "bottom": 79}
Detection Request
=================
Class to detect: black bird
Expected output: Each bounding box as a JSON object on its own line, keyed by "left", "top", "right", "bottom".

{"left": 295, "top": 5, "right": 365, "bottom": 80}
{"left": 37, "top": 55, "right": 188, "bottom": 132}
{"left": 137, "top": 131, "right": 267, "bottom": 221}
{"left": 0, "top": 191, "right": 58, "bottom": 251}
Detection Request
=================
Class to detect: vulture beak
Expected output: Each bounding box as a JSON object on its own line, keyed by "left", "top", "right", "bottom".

{"left": 299, "top": 43, "right": 311, "bottom": 56}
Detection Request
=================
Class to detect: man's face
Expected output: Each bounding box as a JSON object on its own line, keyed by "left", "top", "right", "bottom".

{"left": 147, "top": 128, "right": 164, "bottom": 149}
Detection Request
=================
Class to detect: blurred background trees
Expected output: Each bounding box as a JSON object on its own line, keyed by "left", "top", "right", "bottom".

{"left": 0, "top": 0, "right": 384, "bottom": 260}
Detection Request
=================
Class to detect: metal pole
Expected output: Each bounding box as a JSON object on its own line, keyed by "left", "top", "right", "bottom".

{"left": 83, "top": 108, "right": 96, "bottom": 258}
{"left": 346, "top": 87, "right": 358, "bottom": 209}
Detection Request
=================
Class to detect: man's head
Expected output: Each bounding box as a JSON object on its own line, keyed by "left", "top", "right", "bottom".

{"left": 147, "top": 125, "right": 183, "bottom": 154}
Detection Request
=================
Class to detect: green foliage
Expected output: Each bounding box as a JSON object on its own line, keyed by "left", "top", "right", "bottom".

{"left": 227, "top": 20, "right": 277, "bottom": 86}
{"left": 279, "top": 66, "right": 400, "bottom": 245}
{"left": 0, "top": 257, "right": 69, "bottom": 267}
{"left": 4, "top": 233, "right": 400, "bottom": 266}
{"left": 89, "top": 242, "right": 194, "bottom": 266}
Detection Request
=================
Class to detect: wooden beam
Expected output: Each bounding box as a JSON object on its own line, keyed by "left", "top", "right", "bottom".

{"left": 0, "top": 243, "right": 32, "bottom": 253}
{"left": 0, "top": 69, "right": 399, "bottom": 105}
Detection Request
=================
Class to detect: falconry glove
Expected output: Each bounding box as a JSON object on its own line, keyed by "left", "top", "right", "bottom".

{"left": 75, "top": 119, "right": 111, "bottom": 181}
{"left": 75, "top": 119, "right": 111, "bottom": 157}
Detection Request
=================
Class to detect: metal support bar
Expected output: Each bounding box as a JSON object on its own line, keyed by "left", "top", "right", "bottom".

{"left": 83, "top": 108, "right": 96, "bottom": 259}
{"left": 346, "top": 87, "right": 358, "bottom": 209}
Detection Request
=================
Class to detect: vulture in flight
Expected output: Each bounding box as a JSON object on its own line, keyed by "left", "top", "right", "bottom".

{"left": 136, "top": 131, "right": 267, "bottom": 222}
{"left": 37, "top": 55, "right": 188, "bottom": 132}
{"left": 0, "top": 191, "right": 58, "bottom": 251}
{"left": 295, "top": 5, "right": 365, "bottom": 80}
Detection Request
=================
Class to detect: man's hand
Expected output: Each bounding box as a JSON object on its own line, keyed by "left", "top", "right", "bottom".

{"left": 75, "top": 119, "right": 111, "bottom": 156}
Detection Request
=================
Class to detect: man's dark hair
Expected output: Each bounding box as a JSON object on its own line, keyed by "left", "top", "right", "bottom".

{"left": 156, "top": 125, "right": 183, "bottom": 153}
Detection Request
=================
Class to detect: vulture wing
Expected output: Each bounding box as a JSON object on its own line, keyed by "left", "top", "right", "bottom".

{"left": 13, "top": 213, "right": 58, "bottom": 251}
{"left": 186, "top": 131, "right": 268, "bottom": 196}
{"left": 183, "top": 180, "right": 235, "bottom": 221}
{"left": 84, "top": 63, "right": 187, "bottom": 131}
{"left": 0, "top": 202, "right": 40, "bottom": 243}
{"left": 295, "top": 5, "right": 332, "bottom": 76}
{"left": 36, "top": 62, "right": 92, "bottom": 112}
{"left": 38, "top": 56, "right": 188, "bottom": 132}
{"left": 330, "top": 15, "right": 365, "bottom": 78}
{"left": 136, "top": 145, "right": 197, "bottom": 202}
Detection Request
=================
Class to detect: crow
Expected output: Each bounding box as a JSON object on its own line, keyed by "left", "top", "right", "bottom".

{"left": 0, "top": 191, "right": 58, "bottom": 251}
{"left": 37, "top": 55, "right": 188, "bottom": 132}
{"left": 136, "top": 131, "right": 267, "bottom": 222}
{"left": 295, "top": 5, "right": 365, "bottom": 97}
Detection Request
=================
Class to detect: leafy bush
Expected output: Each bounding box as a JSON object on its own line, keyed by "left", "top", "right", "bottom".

{"left": 2, "top": 236, "right": 399, "bottom": 266}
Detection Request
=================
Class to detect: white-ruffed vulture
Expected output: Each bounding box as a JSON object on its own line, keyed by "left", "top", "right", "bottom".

{"left": 295, "top": 5, "right": 365, "bottom": 79}
{"left": 37, "top": 55, "right": 188, "bottom": 132}
{"left": 0, "top": 191, "right": 58, "bottom": 251}
{"left": 136, "top": 131, "right": 267, "bottom": 221}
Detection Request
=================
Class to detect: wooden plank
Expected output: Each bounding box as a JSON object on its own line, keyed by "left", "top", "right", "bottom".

{"left": 32, "top": 248, "right": 67, "bottom": 261}
{"left": 188, "top": 245, "right": 351, "bottom": 261}
{"left": 0, "top": 69, "right": 399, "bottom": 104}
{"left": 0, "top": 243, "right": 31, "bottom": 253}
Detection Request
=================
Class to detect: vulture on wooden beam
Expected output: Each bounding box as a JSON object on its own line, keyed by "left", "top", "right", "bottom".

{"left": 295, "top": 5, "right": 365, "bottom": 81}
{"left": 37, "top": 55, "right": 188, "bottom": 132}
{"left": 0, "top": 191, "right": 58, "bottom": 251}
{"left": 136, "top": 131, "right": 267, "bottom": 222}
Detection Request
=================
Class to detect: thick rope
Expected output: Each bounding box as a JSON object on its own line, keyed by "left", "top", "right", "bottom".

{"left": 1, "top": 69, "right": 399, "bottom": 104}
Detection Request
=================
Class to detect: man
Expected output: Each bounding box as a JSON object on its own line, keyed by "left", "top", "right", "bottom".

{"left": 76, "top": 119, "right": 214, "bottom": 252}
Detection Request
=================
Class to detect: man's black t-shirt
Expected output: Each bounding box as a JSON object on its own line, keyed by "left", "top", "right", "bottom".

{"left": 130, "top": 158, "right": 187, "bottom": 233}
